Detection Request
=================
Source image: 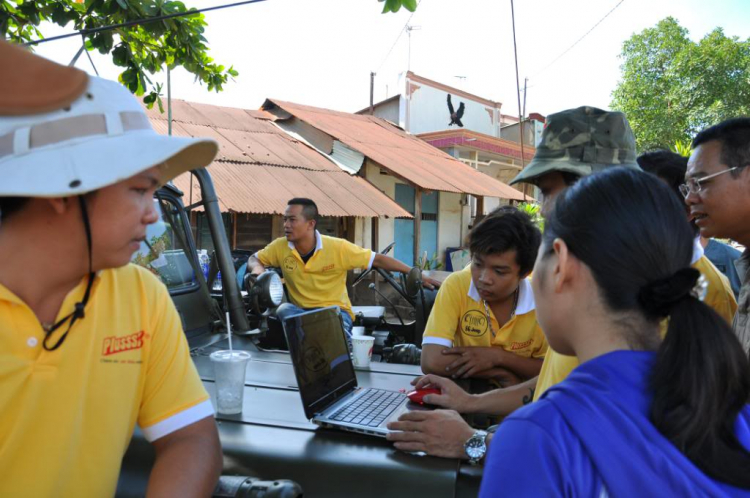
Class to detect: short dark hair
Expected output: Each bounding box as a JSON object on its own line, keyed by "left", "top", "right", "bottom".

{"left": 692, "top": 118, "right": 750, "bottom": 177}
{"left": 468, "top": 206, "right": 541, "bottom": 276}
{"left": 287, "top": 198, "right": 318, "bottom": 224}
{"left": 0, "top": 197, "right": 29, "bottom": 220}
{"left": 637, "top": 150, "right": 688, "bottom": 205}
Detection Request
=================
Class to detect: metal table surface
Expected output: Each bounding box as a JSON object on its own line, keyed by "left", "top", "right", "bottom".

{"left": 117, "top": 340, "right": 483, "bottom": 498}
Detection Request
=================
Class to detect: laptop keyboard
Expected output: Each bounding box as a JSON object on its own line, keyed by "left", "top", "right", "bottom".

{"left": 329, "top": 389, "right": 405, "bottom": 427}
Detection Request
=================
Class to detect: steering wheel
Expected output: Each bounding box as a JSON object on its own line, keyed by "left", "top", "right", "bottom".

{"left": 352, "top": 242, "right": 395, "bottom": 288}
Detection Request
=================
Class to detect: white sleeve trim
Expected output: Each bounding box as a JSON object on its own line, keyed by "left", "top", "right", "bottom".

{"left": 422, "top": 336, "right": 454, "bottom": 348}
{"left": 141, "top": 399, "right": 215, "bottom": 442}
{"left": 367, "top": 251, "right": 377, "bottom": 271}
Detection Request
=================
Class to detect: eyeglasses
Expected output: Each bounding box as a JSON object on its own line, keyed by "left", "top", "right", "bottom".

{"left": 679, "top": 167, "right": 742, "bottom": 198}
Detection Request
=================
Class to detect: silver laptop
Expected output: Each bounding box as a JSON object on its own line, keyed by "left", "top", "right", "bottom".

{"left": 282, "top": 307, "right": 412, "bottom": 437}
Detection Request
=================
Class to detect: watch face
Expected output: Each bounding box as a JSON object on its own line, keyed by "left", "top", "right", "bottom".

{"left": 466, "top": 438, "right": 485, "bottom": 459}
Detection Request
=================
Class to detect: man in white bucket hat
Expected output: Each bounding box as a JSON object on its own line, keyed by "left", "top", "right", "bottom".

{"left": 0, "top": 41, "right": 222, "bottom": 497}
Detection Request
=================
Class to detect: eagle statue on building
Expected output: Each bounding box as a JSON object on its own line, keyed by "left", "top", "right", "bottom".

{"left": 447, "top": 94, "right": 465, "bottom": 127}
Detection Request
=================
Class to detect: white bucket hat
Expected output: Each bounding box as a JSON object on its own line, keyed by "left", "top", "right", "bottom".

{"left": 0, "top": 75, "right": 218, "bottom": 197}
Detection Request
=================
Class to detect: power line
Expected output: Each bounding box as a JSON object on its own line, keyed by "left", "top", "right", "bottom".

{"left": 22, "top": 0, "right": 269, "bottom": 47}
{"left": 376, "top": 0, "right": 421, "bottom": 73}
{"left": 530, "top": 0, "right": 626, "bottom": 78}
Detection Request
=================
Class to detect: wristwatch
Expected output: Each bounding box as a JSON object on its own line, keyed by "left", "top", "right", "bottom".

{"left": 464, "top": 430, "right": 489, "bottom": 465}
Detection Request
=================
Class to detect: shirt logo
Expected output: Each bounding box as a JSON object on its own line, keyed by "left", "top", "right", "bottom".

{"left": 510, "top": 339, "right": 533, "bottom": 351}
{"left": 283, "top": 256, "right": 298, "bottom": 272}
{"left": 102, "top": 331, "right": 145, "bottom": 356}
{"left": 460, "top": 310, "right": 488, "bottom": 337}
{"left": 322, "top": 264, "right": 335, "bottom": 272}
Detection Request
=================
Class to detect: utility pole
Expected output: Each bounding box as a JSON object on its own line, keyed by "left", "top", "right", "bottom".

{"left": 167, "top": 66, "right": 173, "bottom": 136}
{"left": 369, "top": 72, "right": 375, "bottom": 115}
{"left": 522, "top": 77, "right": 528, "bottom": 121}
{"left": 510, "top": 0, "right": 528, "bottom": 199}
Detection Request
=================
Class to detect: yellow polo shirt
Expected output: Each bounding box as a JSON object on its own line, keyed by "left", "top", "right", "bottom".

{"left": 534, "top": 244, "right": 738, "bottom": 401}
{"left": 0, "top": 264, "right": 212, "bottom": 497}
{"left": 422, "top": 268, "right": 548, "bottom": 360}
{"left": 256, "top": 231, "right": 374, "bottom": 319}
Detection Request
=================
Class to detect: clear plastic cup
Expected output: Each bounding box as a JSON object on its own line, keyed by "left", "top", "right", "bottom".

{"left": 210, "top": 350, "right": 251, "bottom": 415}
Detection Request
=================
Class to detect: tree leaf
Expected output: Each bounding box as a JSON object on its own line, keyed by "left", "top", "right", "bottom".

{"left": 402, "top": 0, "right": 417, "bottom": 12}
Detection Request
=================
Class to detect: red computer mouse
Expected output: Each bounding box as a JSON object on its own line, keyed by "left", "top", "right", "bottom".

{"left": 406, "top": 388, "right": 441, "bottom": 405}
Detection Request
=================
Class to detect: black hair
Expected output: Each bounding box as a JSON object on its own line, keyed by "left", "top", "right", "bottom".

{"left": 0, "top": 197, "right": 29, "bottom": 220}
{"left": 469, "top": 205, "right": 541, "bottom": 276}
{"left": 693, "top": 118, "right": 750, "bottom": 178}
{"left": 287, "top": 198, "right": 318, "bottom": 225}
{"left": 544, "top": 167, "right": 750, "bottom": 488}
{"left": 637, "top": 150, "right": 688, "bottom": 205}
{"left": 637, "top": 151, "right": 698, "bottom": 235}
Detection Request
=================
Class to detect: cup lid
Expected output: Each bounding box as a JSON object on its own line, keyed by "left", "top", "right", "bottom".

{"left": 210, "top": 350, "right": 251, "bottom": 361}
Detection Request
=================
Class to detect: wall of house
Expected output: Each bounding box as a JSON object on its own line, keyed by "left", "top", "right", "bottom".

{"left": 369, "top": 98, "right": 401, "bottom": 125}
{"left": 362, "top": 160, "right": 474, "bottom": 270}
{"left": 406, "top": 81, "right": 500, "bottom": 137}
{"left": 363, "top": 161, "right": 399, "bottom": 251}
{"left": 437, "top": 191, "right": 464, "bottom": 268}
{"left": 501, "top": 120, "right": 544, "bottom": 147}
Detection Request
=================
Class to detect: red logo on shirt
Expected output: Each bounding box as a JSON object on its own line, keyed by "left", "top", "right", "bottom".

{"left": 322, "top": 264, "right": 335, "bottom": 272}
{"left": 510, "top": 339, "right": 533, "bottom": 351}
{"left": 102, "top": 331, "right": 145, "bottom": 356}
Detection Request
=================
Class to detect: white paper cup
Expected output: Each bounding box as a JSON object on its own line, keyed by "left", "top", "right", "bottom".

{"left": 351, "top": 326, "right": 366, "bottom": 337}
{"left": 210, "top": 350, "right": 251, "bottom": 415}
{"left": 351, "top": 336, "right": 375, "bottom": 368}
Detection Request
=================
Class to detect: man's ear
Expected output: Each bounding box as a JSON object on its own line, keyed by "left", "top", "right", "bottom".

{"left": 46, "top": 197, "right": 71, "bottom": 215}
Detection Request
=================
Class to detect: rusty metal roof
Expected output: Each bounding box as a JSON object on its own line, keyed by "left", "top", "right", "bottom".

{"left": 263, "top": 99, "right": 530, "bottom": 201}
{"left": 147, "top": 100, "right": 411, "bottom": 218}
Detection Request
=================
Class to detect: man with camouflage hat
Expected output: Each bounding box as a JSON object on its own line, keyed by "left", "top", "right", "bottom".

{"left": 0, "top": 41, "right": 222, "bottom": 497}
{"left": 387, "top": 106, "right": 641, "bottom": 460}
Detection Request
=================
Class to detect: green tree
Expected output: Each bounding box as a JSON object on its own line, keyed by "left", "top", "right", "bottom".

{"left": 378, "top": 0, "right": 417, "bottom": 14}
{"left": 611, "top": 17, "right": 750, "bottom": 151}
{"left": 1, "top": 0, "right": 238, "bottom": 109}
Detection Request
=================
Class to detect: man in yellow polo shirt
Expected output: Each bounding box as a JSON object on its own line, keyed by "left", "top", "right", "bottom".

{"left": 248, "top": 198, "right": 439, "bottom": 337}
{"left": 0, "top": 42, "right": 221, "bottom": 497}
{"left": 421, "top": 208, "right": 547, "bottom": 383}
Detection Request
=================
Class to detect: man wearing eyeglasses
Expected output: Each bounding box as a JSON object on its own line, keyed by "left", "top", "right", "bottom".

{"left": 685, "top": 118, "right": 750, "bottom": 356}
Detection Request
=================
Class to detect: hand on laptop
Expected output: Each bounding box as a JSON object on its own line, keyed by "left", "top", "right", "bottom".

{"left": 410, "top": 375, "right": 477, "bottom": 413}
{"left": 386, "top": 410, "right": 473, "bottom": 459}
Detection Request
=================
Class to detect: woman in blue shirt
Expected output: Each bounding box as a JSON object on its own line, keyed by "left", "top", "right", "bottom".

{"left": 480, "top": 168, "right": 750, "bottom": 497}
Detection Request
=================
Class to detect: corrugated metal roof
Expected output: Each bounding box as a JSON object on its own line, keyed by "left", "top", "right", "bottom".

{"left": 263, "top": 99, "right": 530, "bottom": 201}
{"left": 148, "top": 100, "right": 411, "bottom": 218}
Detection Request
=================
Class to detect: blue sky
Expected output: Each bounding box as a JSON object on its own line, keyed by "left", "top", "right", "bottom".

{"left": 33, "top": 0, "right": 750, "bottom": 118}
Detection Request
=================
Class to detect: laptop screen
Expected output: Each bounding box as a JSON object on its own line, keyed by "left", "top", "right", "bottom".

{"left": 283, "top": 307, "right": 357, "bottom": 419}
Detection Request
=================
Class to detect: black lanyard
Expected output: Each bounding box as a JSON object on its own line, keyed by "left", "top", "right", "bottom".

{"left": 42, "top": 196, "right": 95, "bottom": 351}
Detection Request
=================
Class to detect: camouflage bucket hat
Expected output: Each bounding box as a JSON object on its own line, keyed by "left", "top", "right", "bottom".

{"left": 510, "top": 106, "right": 640, "bottom": 186}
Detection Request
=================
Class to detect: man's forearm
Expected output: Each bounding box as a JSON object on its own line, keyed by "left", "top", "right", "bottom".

{"left": 247, "top": 256, "right": 265, "bottom": 275}
{"left": 465, "top": 376, "right": 538, "bottom": 416}
{"left": 421, "top": 344, "right": 457, "bottom": 375}
{"left": 494, "top": 353, "right": 544, "bottom": 379}
{"left": 373, "top": 253, "right": 412, "bottom": 274}
{"left": 147, "top": 418, "right": 222, "bottom": 498}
